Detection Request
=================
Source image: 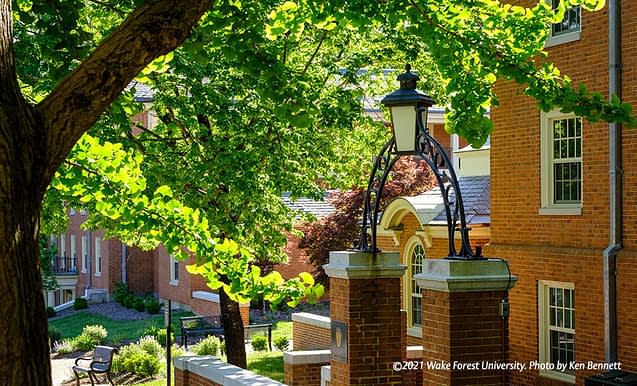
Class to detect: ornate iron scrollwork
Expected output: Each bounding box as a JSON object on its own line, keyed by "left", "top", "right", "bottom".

{"left": 357, "top": 112, "right": 483, "bottom": 260}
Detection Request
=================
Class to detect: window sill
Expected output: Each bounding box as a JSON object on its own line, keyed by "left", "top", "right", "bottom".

{"left": 81, "top": 269, "right": 87, "bottom": 274}
{"left": 94, "top": 273, "right": 101, "bottom": 277}
{"left": 539, "top": 369, "right": 575, "bottom": 384}
{"left": 539, "top": 207, "right": 581, "bottom": 216}
{"left": 407, "top": 327, "right": 422, "bottom": 339}
{"left": 545, "top": 30, "right": 580, "bottom": 48}
{"left": 169, "top": 280, "right": 180, "bottom": 287}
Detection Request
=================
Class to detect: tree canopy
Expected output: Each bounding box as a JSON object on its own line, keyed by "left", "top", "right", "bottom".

{"left": 0, "top": 0, "right": 630, "bottom": 384}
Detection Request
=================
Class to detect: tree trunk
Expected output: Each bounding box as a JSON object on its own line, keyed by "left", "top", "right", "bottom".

{"left": 0, "top": 1, "right": 213, "bottom": 384}
{"left": 0, "top": 183, "right": 51, "bottom": 386}
{"left": 219, "top": 289, "right": 247, "bottom": 369}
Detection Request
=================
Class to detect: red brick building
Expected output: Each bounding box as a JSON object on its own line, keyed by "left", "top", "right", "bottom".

{"left": 485, "top": 1, "right": 635, "bottom": 385}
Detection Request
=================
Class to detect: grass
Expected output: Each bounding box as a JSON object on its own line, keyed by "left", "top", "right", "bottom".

{"left": 49, "top": 310, "right": 193, "bottom": 343}
{"left": 52, "top": 311, "right": 292, "bottom": 383}
{"left": 248, "top": 351, "right": 284, "bottom": 382}
{"left": 271, "top": 320, "right": 291, "bottom": 340}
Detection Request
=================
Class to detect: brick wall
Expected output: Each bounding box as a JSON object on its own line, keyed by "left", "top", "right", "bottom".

{"left": 329, "top": 276, "right": 403, "bottom": 386}
{"left": 284, "top": 350, "right": 331, "bottom": 386}
{"left": 422, "top": 289, "right": 509, "bottom": 386}
{"left": 292, "top": 313, "right": 331, "bottom": 350}
{"left": 284, "top": 362, "right": 325, "bottom": 386}
{"left": 276, "top": 230, "right": 317, "bottom": 280}
{"left": 174, "top": 368, "right": 222, "bottom": 386}
{"left": 490, "top": 2, "right": 637, "bottom": 385}
{"left": 174, "top": 356, "right": 284, "bottom": 386}
{"left": 486, "top": 244, "right": 607, "bottom": 386}
{"left": 125, "top": 246, "right": 154, "bottom": 294}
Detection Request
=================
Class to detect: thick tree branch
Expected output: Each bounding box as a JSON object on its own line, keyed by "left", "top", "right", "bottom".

{"left": 37, "top": 0, "right": 214, "bottom": 186}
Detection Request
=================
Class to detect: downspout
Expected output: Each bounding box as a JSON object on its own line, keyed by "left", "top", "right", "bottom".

{"left": 603, "top": 0, "right": 621, "bottom": 364}
{"left": 121, "top": 243, "right": 127, "bottom": 284}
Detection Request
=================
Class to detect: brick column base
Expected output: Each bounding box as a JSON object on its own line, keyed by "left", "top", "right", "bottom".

{"left": 324, "top": 251, "right": 407, "bottom": 386}
{"left": 416, "top": 259, "right": 518, "bottom": 386}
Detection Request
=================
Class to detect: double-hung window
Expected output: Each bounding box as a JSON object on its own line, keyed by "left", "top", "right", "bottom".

{"left": 540, "top": 111, "right": 582, "bottom": 215}
{"left": 546, "top": 0, "right": 581, "bottom": 47}
{"left": 538, "top": 281, "right": 575, "bottom": 383}
{"left": 95, "top": 237, "right": 102, "bottom": 277}
{"left": 403, "top": 237, "right": 426, "bottom": 337}
{"left": 169, "top": 255, "right": 179, "bottom": 285}
{"left": 81, "top": 235, "right": 88, "bottom": 273}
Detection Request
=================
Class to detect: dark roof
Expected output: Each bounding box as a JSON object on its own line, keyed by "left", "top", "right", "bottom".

{"left": 127, "top": 82, "right": 154, "bottom": 102}
{"left": 431, "top": 175, "right": 490, "bottom": 225}
{"left": 282, "top": 192, "right": 336, "bottom": 219}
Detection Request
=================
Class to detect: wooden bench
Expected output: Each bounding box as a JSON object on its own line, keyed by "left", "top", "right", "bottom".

{"left": 179, "top": 315, "right": 273, "bottom": 350}
{"left": 72, "top": 345, "right": 116, "bottom": 386}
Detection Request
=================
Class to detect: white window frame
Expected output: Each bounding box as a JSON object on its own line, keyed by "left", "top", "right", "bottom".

{"left": 538, "top": 280, "right": 576, "bottom": 383}
{"left": 545, "top": 0, "right": 581, "bottom": 47}
{"left": 403, "top": 236, "right": 425, "bottom": 338}
{"left": 70, "top": 235, "right": 77, "bottom": 271}
{"left": 94, "top": 237, "right": 102, "bottom": 277}
{"left": 59, "top": 234, "right": 66, "bottom": 269}
{"left": 81, "top": 235, "right": 88, "bottom": 273}
{"left": 169, "top": 254, "right": 179, "bottom": 286}
{"left": 540, "top": 110, "right": 582, "bottom": 215}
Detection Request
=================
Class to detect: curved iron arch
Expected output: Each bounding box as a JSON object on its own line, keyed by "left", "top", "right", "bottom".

{"left": 356, "top": 113, "right": 483, "bottom": 260}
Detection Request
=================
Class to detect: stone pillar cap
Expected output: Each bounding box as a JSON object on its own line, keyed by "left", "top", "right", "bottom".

{"left": 323, "top": 250, "right": 406, "bottom": 279}
{"left": 415, "top": 258, "right": 518, "bottom": 292}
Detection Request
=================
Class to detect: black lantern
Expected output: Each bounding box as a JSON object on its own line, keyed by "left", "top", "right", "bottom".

{"left": 380, "top": 64, "right": 435, "bottom": 154}
{"left": 357, "top": 64, "right": 482, "bottom": 259}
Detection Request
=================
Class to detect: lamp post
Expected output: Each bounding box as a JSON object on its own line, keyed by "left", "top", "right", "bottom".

{"left": 357, "top": 64, "right": 482, "bottom": 260}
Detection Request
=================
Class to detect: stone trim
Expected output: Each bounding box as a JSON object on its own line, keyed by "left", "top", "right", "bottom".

{"left": 291, "top": 312, "right": 331, "bottom": 330}
{"left": 415, "top": 258, "right": 518, "bottom": 292}
{"left": 406, "top": 345, "right": 424, "bottom": 359}
{"left": 284, "top": 350, "right": 331, "bottom": 365}
{"left": 192, "top": 291, "right": 249, "bottom": 307}
{"left": 323, "top": 251, "right": 406, "bottom": 279}
{"left": 174, "top": 356, "right": 283, "bottom": 386}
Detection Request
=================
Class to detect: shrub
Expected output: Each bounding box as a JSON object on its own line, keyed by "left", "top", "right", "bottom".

{"left": 191, "top": 336, "right": 221, "bottom": 356}
{"left": 47, "top": 306, "right": 56, "bottom": 318}
{"left": 141, "top": 324, "right": 173, "bottom": 346}
{"left": 53, "top": 339, "right": 75, "bottom": 355}
{"left": 144, "top": 296, "right": 162, "bottom": 314}
{"left": 122, "top": 294, "right": 136, "bottom": 309}
{"left": 112, "top": 343, "right": 160, "bottom": 377}
{"left": 74, "top": 334, "right": 99, "bottom": 351}
{"left": 251, "top": 335, "right": 268, "bottom": 351}
{"left": 133, "top": 297, "right": 146, "bottom": 312}
{"left": 274, "top": 336, "right": 289, "bottom": 352}
{"left": 171, "top": 345, "right": 185, "bottom": 358}
{"left": 138, "top": 336, "right": 162, "bottom": 358}
{"left": 81, "top": 325, "right": 108, "bottom": 344}
{"left": 48, "top": 328, "right": 62, "bottom": 346}
{"left": 156, "top": 328, "right": 174, "bottom": 347}
{"left": 113, "top": 282, "right": 132, "bottom": 303}
{"left": 73, "top": 297, "right": 88, "bottom": 310}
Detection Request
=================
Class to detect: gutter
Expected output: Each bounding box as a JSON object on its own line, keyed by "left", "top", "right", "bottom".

{"left": 603, "top": 0, "right": 622, "bottom": 364}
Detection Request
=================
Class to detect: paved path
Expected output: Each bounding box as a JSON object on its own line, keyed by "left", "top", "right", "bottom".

{"left": 51, "top": 357, "right": 76, "bottom": 386}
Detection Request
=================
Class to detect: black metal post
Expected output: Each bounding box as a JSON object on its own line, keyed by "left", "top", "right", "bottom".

{"left": 165, "top": 299, "right": 172, "bottom": 386}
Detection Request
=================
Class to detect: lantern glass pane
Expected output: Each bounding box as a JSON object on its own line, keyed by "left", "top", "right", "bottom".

{"left": 391, "top": 105, "right": 417, "bottom": 153}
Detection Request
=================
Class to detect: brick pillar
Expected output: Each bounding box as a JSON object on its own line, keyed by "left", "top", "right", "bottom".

{"left": 323, "top": 251, "right": 406, "bottom": 386}
{"left": 415, "top": 259, "right": 518, "bottom": 386}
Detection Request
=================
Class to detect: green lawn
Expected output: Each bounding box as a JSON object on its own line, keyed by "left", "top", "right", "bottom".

{"left": 49, "top": 311, "right": 193, "bottom": 343}
{"left": 248, "top": 351, "right": 284, "bottom": 382}
{"left": 51, "top": 312, "right": 292, "bottom": 383}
